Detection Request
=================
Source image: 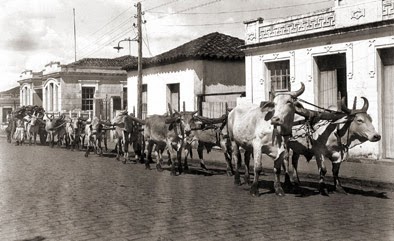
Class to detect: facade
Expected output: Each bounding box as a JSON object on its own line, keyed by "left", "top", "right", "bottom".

{"left": 0, "top": 86, "right": 20, "bottom": 124}
{"left": 18, "top": 56, "right": 136, "bottom": 120}
{"left": 243, "top": 0, "right": 394, "bottom": 160}
{"left": 124, "top": 32, "right": 245, "bottom": 118}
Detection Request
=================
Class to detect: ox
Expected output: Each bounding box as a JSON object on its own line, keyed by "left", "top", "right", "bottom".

{"left": 144, "top": 111, "right": 192, "bottom": 175}
{"left": 227, "top": 83, "right": 305, "bottom": 196}
{"left": 84, "top": 117, "right": 104, "bottom": 157}
{"left": 25, "top": 112, "right": 43, "bottom": 145}
{"left": 112, "top": 112, "right": 144, "bottom": 163}
{"left": 65, "top": 116, "right": 86, "bottom": 151}
{"left": 183, "top": 113, "right": 233, "bottom": 175}
{"left": 45, "top": 114, "right": 67, "bottom": 147}
{"left": 5, "top": 113, "right": 16, "bottom": 143}
{"left": 286, "top": 97, "right": 381, "bottom": 195}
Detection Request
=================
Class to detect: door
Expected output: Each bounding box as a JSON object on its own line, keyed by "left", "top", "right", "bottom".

{"left": 314, "top": 53, "right": 347, "bottom": 110}
{"left": 383, "top": 65, "right": 394, "bottom": 158}
{"left": 319, "top": 70, "right": 337, "bottom": 109}
{"left": 167, "top": 84, "right": 180, "bottom": 112}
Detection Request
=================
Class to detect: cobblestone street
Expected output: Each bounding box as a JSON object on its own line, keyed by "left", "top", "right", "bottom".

{"left": 0, "top": 138, "right": 394, "bottom": 241}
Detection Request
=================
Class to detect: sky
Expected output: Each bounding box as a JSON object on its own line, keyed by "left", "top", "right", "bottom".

{"left": 0, "top": 0, "right": 334, "bottom": 92}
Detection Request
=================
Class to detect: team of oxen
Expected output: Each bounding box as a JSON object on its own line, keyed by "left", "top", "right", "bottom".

{"left": 5, "top": 85, "right": 381, "bottom": 197}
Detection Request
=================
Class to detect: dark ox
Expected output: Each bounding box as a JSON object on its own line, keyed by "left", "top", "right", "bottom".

{"left": 44, "top": 114, "right": 67, "bottom": 148}
{"left": 25, "top": 112, "right": 43, "bottom": 145}
{"left": 112, "top": 113, "right": 144, "bottom": 163}
{"left": 287, "top": 97, "right": 381, "bottom": 195}
{"left": 227, "top": 82, "right": 305, "bottom": 197}
{"left": 183, "top": 113, "right": 233, "bottom": 175}
{"left": 144, "top": 111, "right": 194, "bottom": 175}
{"left": 65, "top": 116, "right": 86, "bottom": 151}
{"left": 84, "top": 117, "right": 104, "bottom": 157}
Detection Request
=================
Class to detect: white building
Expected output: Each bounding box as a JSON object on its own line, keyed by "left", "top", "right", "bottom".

{"left": 124, "top": 32, "right": 245, "bottom": 118}
{"left": 243, "top": 0, "right": 394, "bottom": 160}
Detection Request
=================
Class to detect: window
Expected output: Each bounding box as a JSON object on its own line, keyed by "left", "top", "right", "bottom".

{"left": 266, "top": 60, "right": 290, "bottom": 93}
{"left": 82, "top": 87, "right": 95, "bottom": 111}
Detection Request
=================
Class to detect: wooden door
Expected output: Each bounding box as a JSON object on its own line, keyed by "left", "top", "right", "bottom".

{"left": 383, "top": 65, "right": 394, "bottom": 158}
{"left": 167, "top": 84, "right": 180, "bottom": 112}
{"left": 319, "top": 70, "right": 338, "bottom": 109}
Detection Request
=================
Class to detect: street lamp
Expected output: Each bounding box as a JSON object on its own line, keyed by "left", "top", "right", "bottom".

{"left": 113, "top": 37, "right": 137, "bottom": 55}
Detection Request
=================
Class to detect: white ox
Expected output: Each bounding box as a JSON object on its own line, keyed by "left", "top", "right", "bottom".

{"left": 287, "top": 97, "right": 381, "bottom": 195}
{"left": 227, "top": 83, "right": 305, "bottom": 197}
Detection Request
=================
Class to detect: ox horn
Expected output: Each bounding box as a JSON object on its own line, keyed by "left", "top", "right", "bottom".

{"left": 352, "top": 96, "right": 357, "bottom": 111}
{"left": 290, "top": 82, "right": 305, "bottom": 98}
{"left": 360, "top": 96, "right": 369, "bottom": 112}
{"left": 341, "top": 97, "right": 351, "bottom": 114}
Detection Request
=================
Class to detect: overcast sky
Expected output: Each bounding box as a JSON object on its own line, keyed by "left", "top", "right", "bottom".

{"left": 0, "top": 0, "right": 333, "bottom": 92}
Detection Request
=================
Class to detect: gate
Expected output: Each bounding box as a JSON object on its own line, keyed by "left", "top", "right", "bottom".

{"left": 197, "top": 91, "right": 245, "bottom": 118}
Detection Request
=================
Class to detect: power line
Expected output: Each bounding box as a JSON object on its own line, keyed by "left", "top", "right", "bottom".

{"left": 147, "top": 0, "right": 330, "bottom": 15}
{"left": 153, "top": 0, "right": 222, "bottom": 20}
{"left": 144, "top": 0, "right": 180, "bottom": 11}
{"left": 160, "top": 21, "right": 244, "bottom": 27}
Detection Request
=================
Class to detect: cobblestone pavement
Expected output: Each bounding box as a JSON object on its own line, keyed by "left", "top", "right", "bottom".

{"left": 1, "top": 138, "right": 394, "bottom": 241}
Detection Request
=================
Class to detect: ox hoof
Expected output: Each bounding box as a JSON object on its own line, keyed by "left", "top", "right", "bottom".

{"left": 183, "top": 165, "right": 189, "bottom": 173}
{"left": 319, "top": 183, "right": 329, "bottom": 196}
{"left": 234, "top": 175, "right": 241, "bottom": 186}
{"left": 145, "top": 163, "right": 151, "bottom": 170}
{"left": 226, "top": 168, "right": 234, "bottom": 177}
{"left": 116, "top": 156, "right": 120, "bottom": 161}
{"left": 200, "top": 163, "right": 208, "bottom": 170}
{"left": 244, "top": 176, "right": 251, "bottom": 186}
{"left": 250, "top": 183, "right": 259, "bottom": 197}
{"left": 275, "top": 187, "right": 285, "bottom": 197}
{"left": 84, "top": 153, "right": 88, "bottom": 158}
{"left": 167, "top": 160, "right": 172, "bottom": 166}
{"left": 170, "top": 168, "right": 177, "bottom": 176}
{"left": 122, "top": 159, "right": 127, "bottom": 164}
{"left": 334, "top": 185, "right": 348, "bottom": 195}
{"left": 156, "top": 164, "right": 163, "bottom": 172}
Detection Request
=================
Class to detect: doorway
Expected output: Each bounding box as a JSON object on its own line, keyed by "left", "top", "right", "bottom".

{"left": 314, "top": 53, "right": 347, "bottom": 109}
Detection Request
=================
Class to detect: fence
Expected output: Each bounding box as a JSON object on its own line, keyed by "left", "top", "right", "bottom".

{"left": 197, "top": 91, "right": 245, "bottom": 118}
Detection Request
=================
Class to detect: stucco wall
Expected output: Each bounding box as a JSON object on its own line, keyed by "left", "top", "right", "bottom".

{"left": 127, "top": 60, "right": 204, "bottom": 116}
{"left": 245, "top": 29, "right": 394, "bottom": 159}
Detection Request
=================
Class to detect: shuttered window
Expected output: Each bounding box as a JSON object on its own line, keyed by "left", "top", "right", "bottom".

{"left": 266, "top": 60, "right": 290, "bottom": 92}
{"left": 82, "top": 87, "right": 94, "bottom": 111}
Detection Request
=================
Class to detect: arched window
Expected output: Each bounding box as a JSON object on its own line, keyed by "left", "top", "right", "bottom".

{"left": 43, "top": 79, "right": 60, "bottom": 112}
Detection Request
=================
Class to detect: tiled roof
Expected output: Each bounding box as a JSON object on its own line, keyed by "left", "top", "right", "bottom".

{"left": 123, "top": 32, "right": 245, "bottom": 71}
{"left": 65, "top": 55, "right": 139, "bottom": 68}
{"left": 0, "top": 86, "right": 19, "bottom": 95}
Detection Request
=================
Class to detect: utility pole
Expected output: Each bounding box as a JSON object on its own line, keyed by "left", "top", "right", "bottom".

{"left": 73, "top": 8, "right": 77, "bottom": 62}
{"left": 136, "top": 2, "right": 143, "bottom": 119}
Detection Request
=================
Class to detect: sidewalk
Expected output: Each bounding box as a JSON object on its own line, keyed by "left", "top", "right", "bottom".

{"left": 198, "top": 149, "right": 394, "bottom": 191}
{"left": 1, "top": 135, "right": 393, "bottom": 190}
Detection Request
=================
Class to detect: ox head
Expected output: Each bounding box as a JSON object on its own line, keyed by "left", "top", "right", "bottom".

{"left": 340, "top": 97, "right": 381, "bottom": 143}
{"left": 172, "top": 110, "right": 199, "bottom": 136}
{"left": 262, "top": 82, "right": 305, "bottom": 135}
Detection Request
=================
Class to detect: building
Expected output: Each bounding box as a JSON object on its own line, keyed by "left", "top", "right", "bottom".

{"left": 18, "top": 56, "right": 137, "bottom": 120}
{"left": 124, "top": 32, "right": 245, "bottom": 118}
{"left": 243, "top": 0, "right": 394, "bottom": 160}
{"left": 0, "top": 86, "right": 20, "bottom": 124}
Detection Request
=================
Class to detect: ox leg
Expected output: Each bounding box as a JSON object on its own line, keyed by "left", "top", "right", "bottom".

{"left": 155, "top": 145, "right": 164, "bottom": 172}
{"left": 283, "top": 150, "right": 293, "bottom": 190}
{"left": 221, "top": 138, "right": 233, "bottom": 176}
{"left": 316, "top": 154, "right": 328, "bottom": 196}
{"left": 232, "top": 142, "right": 242, "bottom": 186}
{"left": 183, "top": 144, "right": 191, "bottom": 173}
{"left": 332, "top": 162, "right": 346, "bottom": 194}
{"left": 166, "top": 141, "right": 178, "bottom": 176}
{"left": 197, "top": 143, "right": 207, "bottom": 170}
{"left": 116, "top": 138, "right": 122, "bottom": 161}
{"left": 243, "top": 150, "right": 252, "bottom": 185}
{"left": 250, "top": 143, "right": 263, "bottom": 197}
{"left": 145, "top": 141, "right": 153, "bottom": 170}
{"left": 85, "top": 138, "right": 91, "bottom": 157}
{"left": 291, "top": 153, "right": 301, "bottom": 185}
